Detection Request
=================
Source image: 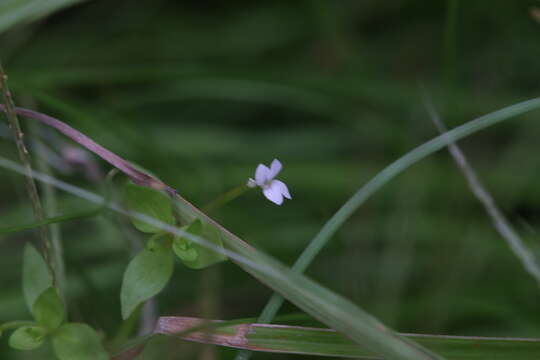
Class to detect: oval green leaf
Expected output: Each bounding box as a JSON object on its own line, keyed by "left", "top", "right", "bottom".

{"left": 22, "top": 243, "right": 53, "bottom": 312}
{"left": 51, "top": 323, "right": 108, "bottom": 360}
{"left": 33, "top": 287, "right": 65, "bottom": 330}
{"left": 175, "top": 219, "right": 227, "bottom": 270}
{"left": 8, "top": 325, "right": 46, "bottom": 351}
{"left": 120, "top": 240, "right": 174, "bottom": 319}
{"left": 124, "top": 182, "right": 175, "bottom": 233}
{"left": 172, "top": 220, "right": 202, "bottom": 262}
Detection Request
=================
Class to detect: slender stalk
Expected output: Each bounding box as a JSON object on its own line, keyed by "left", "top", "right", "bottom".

{"left": 0, "top": 104, "right": 172, "bottom": 194}
{"left": 27, "top": 98, "right": 67, "bottom": 302}
{"left": 0, "top": 62, "right": 56, "bottom": 284}
{"left": 198, "top": 267, "right": 220, "bottom": 360}
{"left": 202, "top": 185, "right": 250, "bottom": 213}
{"left": 424, "top": 99, "right": 540, "bottom": 286}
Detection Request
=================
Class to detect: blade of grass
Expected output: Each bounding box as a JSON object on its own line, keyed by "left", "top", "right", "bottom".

{"left": 236, "top": 96, "right": 540, "bottom": 360}
{"left": 424, "top": 97, "right": 540, "bottom": 285}
{"left": 0, "top": 168, "right": 113, "bottom": 235}
{"left": 155, "top": 316, "right": 540, "bottom": 360}
{"left": 0, "top": 0, "right": 84, "bottom": 34}
{"left": 0, "top": 207, "right": 104, "bottom": 235}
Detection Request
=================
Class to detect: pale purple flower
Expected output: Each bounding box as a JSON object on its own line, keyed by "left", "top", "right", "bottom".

{"left": 247, "top": 159, "right": 292, "bottom": 205}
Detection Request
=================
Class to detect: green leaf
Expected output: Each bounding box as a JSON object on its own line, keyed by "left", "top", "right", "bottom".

{"left": 0, "top": 0, "right": 83, "bottom": 34}
{"left": 8, "top": 325, "right": 46, "bottom": 351}
{"left": 154, "top": 317, "right": 540, "bottom": 360}
{"left": 22, "top": 243, "right": 53, "bottom": 313}
{"left": 173, "top": 239, "right": 198, "bottom": 262}
{"left": 120, "top": 240, "right": 174, "bottom": 319}
{"left": 124, "top": 182, "right": 175, "bottom": 233}
{"left": 33, "top": 287, "right": 65, "bottom": 330}
{"left": 175, "top": 219, "right": 227, "bottom": 270}
{"left": 172, "top": 220, "right": 201, "bottom": 263}
{"left": 51, "top": 323, "right": 108, "bottom": 360}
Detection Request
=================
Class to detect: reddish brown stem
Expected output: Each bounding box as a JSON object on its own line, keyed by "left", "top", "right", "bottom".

{"left": 0, "top": 104, "right": 176, "bottom": 195}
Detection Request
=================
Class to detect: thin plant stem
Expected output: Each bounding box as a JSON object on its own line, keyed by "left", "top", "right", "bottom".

{"left": 424, "top": 98, "right": 540, "bottom": 286}
{"left": 202, "top": 184, "right": 250, "bottom": 213}
{"left": 0, "top": 62, "right": 56, "bottom": 284}
{"left": 28, "top": 99, "right": 67, "bottom": 302}
{"left": 198, "top": 267, "right": 220, "bottom": 360}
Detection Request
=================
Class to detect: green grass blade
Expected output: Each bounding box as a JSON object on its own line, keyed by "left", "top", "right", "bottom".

{"left": 0, "top": 0, "right": 84, "bottom": 34}
{"left": 172, "top": 194, "right": 441, "bottom": 360}
{"left": 293, "top": 97, "right": 540, "bottom": 278}
{"left": 156, "top": 316, "right": 540, "bottom": 360}
{"left": 246, "top": 96, "right": 540, "bottom": 351}
{"left": 0, "top": 207, "right": 102, "bottom": 235}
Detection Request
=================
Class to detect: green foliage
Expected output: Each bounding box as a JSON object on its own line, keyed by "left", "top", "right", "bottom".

{"left": 22, "top": 244, "right": 53, "bottom": 312}
{"left": 8, "top": 325, "right": 46, "bottom": 351}
{"left": 172, "top": 223, "right": 200, "bottom": 262}
{"left": 124, "top": 182, "right": 175, "bottom": 233}
{"left": 4, "top": 1, "right": 540, "bottom": 359}
{"left": 51, "top": 323, "right": 108, "bottom": 360}
{"left": 173, "top": 219, "right": 227, "bottom": 269}
{"left": 120, "top": 239, "right": 174, "bottom": 319}
{"left": 32, "top": 287, "right": 64, "bottom": 331}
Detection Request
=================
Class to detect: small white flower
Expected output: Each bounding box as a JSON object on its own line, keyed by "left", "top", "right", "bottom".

{"left": 247, "top": 159, "right": 292, "bottom": 205}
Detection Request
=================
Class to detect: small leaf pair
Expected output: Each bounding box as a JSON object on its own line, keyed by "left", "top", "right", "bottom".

{"left": 121, "top": 183, "right": 228, "bottom": 319}
{"left": 11, "top": 245, "right": 64, "bottom": 351}
{"left": 7, "top": 244, "right": 108, "bottom": 360}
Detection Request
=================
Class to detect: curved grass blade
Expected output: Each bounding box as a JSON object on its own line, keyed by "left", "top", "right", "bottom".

{"left": 156, "top": 316, "right": 540, "bottom": 360}
{"left": 0, "top": 0, "right": 84, "bottom": 34}
{"left": 241, "top": 96, "right": 540, "bottom": 360}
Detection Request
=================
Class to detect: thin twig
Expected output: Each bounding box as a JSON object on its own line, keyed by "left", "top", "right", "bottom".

{"left": 0, "top": 63, "right": 56, "bottom": 282}
{"left": 202, "top": 185, "right": 250, "bottom": 213}
{"left": 424, "top": 97, "right": 540, "bottom": 286}
{"left": 27, "top": 96, "right": 67, "bottom": 302}
{"left": 0, "top": 104, "right": 173, "bottom": 194}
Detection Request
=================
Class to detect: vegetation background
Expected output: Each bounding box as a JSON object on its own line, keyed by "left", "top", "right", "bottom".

{"left": 2, "top": 0, "right": 540, "bottom": 359}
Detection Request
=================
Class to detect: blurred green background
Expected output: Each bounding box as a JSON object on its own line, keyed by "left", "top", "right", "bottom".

{"left": 2, "top": 0, "right": 540, "bottom": 359}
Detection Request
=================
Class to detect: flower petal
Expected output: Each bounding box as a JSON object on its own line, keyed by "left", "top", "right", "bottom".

{"left": 273, "top": 180, "right": 291, "bottom": 199}
{"left": 263, "top": 182, "right": 284, "bottom": 205}
{"left": 255, "top": 164, "right": 270, "bottom": 185}
{"left": 269, "top": 159, "right": 282, "bottom": 179}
